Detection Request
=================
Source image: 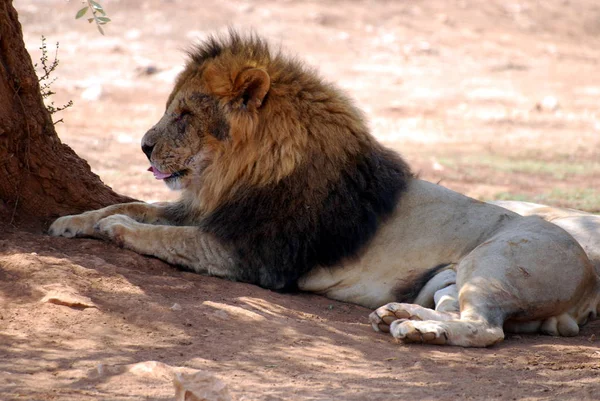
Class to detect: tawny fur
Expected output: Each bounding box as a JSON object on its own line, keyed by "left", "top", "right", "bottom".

{"left": 50, "top": 31, "right": 600, "bottom": 347}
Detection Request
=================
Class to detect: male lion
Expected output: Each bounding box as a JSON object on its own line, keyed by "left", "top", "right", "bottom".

{"left": 50, "top": 32, "right": 600, "bottom": 347}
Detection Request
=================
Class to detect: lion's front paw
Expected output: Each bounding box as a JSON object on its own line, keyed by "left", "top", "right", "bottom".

{"left": 49, "top": 213, "right": 99, "bottom": 238}
{"left": 94, "top": 214, "right": 138, "bottom": 246}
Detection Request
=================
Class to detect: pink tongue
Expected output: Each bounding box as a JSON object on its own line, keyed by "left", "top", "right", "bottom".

{"left": 147, "top": 166, "right": 172, "bottom": 180}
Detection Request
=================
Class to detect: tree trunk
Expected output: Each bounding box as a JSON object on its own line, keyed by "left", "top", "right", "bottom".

{"left": 0, "top": 0, "right": 134, "bottom": 231}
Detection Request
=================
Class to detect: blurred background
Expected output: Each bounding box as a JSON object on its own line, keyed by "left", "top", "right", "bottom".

{"left": 15, "top": 0, "right": 600, "bottom": 211}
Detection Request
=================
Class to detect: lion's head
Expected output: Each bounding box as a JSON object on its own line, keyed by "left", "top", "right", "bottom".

{"left": 141, "top": 31, "right": 382, "bottom": 211}
{"left": 142, "top": 31, "right": 412, "bottom": 289}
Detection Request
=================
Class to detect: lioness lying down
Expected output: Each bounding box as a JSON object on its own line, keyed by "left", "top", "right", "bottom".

{"left": 50, "top": 32, "right": 600, "bottom": 347}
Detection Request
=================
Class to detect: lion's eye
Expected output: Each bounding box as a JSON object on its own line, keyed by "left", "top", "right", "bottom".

{"left": 175, "top": 110, "right": 193, "bottom": 134}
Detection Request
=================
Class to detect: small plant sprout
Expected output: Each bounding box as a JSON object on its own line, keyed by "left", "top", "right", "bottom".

{"left": 75, "top": 1, "right": 111, "bottom": 35}
{"left": 35, "top": 36, "right": 73, "bottom": 124}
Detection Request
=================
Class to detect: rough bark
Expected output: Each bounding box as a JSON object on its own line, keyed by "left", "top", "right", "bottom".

{"left": 0, "top": 0, "right": 134, "bottom": 231}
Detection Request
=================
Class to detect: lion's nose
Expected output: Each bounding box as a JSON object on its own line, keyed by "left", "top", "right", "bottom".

{"left": 141, "top": 143, "right": 155, "bottom": 160}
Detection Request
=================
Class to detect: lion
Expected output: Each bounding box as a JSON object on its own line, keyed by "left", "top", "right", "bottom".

{"left": 49, "top": 31, "right": 600, "bottom": 347}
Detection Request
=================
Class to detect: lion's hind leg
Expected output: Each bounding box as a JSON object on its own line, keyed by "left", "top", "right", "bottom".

{"left": 389, "top": 316, "right": 505, "bottom": 347}
{"left": 434, "top": 284, "right": 459, "bottom": 312}
{"left": 369, "top": 303, "right": 459, "bottom": 333}
{"left": 369, "top": 301, "right": 505, "bottom": 347}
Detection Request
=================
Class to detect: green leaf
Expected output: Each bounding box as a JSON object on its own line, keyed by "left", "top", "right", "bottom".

{"left": 97, "top": 24, "right": 105, "bottom": 35}
{"left": 75, "top": 7, "right": 88, "bottom": 19}
{"left": 96, "top": 8, "right": 106, "bottom": 16}
{"left": 97, "top": 17, "right": 111, "bottom": 23}
{"left": 89, "top": 0, "right": 103, "bottom": 10}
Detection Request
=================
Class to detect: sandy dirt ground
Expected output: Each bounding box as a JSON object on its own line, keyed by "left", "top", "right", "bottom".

{"left": 2, "top": 0, "right": 600, "bottom": 399}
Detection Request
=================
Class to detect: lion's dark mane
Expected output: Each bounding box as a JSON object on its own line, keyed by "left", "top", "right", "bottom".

{"left": 202, "top": 146, "right": 411, "bottom": 290}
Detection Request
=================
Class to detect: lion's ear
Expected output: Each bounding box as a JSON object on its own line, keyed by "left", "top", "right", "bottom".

{"left": 232, "top": 68, "right": 270, "bottom": 112}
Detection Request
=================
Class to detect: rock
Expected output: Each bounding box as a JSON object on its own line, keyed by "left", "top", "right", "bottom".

{"left": 40, "top": 284, "right": 97, "bottom": 309}
{"left": 136, "top": 65, "right": 161, "bottom": 76}
{"left": 174, "top": 371, "right": 232, "bottom": 401}
{"left": 81, "top": 84, "right": 103, "bottom": 101}
{"left": 89, "top": 361, "right": 232, "bottom": 401}
{"left": 535, "top": 96, "right": 559, "bottom": 112}
{"left": 431, "top": 158, "right": 444, "bottom": 172}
